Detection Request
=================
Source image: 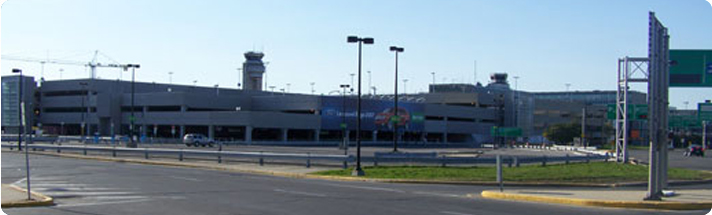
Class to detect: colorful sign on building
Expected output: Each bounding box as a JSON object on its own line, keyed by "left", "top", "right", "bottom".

{"left": 320, "top": 97, "right": 425, "bottom": 131}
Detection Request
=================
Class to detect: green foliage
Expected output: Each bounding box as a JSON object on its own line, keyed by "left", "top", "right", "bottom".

{"left": 543, "top": 122, "right": 581, "bottom": 144}
{"left": 312, "top": 163, "right": 712, "bottom": 183}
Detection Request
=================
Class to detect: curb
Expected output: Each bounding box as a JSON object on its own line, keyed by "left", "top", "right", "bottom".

{"left": 5, "top": 150, "right": 712, "bottom": 188}
{"left": 1, "top": 185, "right": 54, "bottom": 208}
{"left": 477, "top": 190, "right": 712, "bottom": 211}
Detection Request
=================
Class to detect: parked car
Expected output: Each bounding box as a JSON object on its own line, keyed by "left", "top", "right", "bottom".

{"left": 183, "top": 133, "right": 215, "bottom": 147}
{"left": 683, "top": 144, "right": 705, "bottom": 157}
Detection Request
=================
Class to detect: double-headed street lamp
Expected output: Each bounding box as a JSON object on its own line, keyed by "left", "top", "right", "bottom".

{"left": 347, "top": 35, "right": 373, "bottom": 176}
{"left": 389, "top": 46, "right": 404, "bottom": 152}
{"left": 125, "top": 64, "right": 140, "bottom": 148}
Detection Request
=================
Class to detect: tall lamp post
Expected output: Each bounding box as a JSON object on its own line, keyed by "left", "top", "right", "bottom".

{"left": 340, "top": 84, "right": 350, "bottom": 154}
{"left": 79, "top": 82, "right": 88, "bottom": 143}
{"left": 389, "top": 46, "right": 404, "bottom": 152}
{"left": 12, "top": 69, "right": 24, "bottom": 150}
{"left": 347, "top": 35, "right": 373, "bottom": 176}
{"left": 12, "top": 68, "right": 31, "bottom": 200}
{"left": 126, "top": 64, "right": 140, "bottom": 148}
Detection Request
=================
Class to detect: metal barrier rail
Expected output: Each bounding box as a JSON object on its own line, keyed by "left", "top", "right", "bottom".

{"left": 1, "top": 143, "right": 352, "bottom": 169}
{"left": 368, "top": 153, "right": 608, "bottom": 167}
{"left": 2, "top": 143, "right": 608, "bottom": 169}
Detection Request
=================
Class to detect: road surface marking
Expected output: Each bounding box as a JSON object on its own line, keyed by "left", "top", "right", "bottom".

{"left": 168, "top": 176, "right": 202, "bottom": 182}
{"left": 440, "top": 211, "right": 473, "bottom": 215}
{"left": 324, "top": 183, "right": 406, "bottom": 193}
{"left": 273, "top": 188, "right": 327, "bottom": 197}
{"left": 56, "top": 198, "right": 153, "bottom": 208}
{"left": 412, "top": 191, "right": 463, "bottom": 198}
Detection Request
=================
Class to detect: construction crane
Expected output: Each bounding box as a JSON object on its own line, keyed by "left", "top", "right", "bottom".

{"left": 2, "top": 50, "right": 131, "bottom": 79}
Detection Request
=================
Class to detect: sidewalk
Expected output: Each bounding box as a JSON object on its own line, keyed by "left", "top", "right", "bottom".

{"left": 1, "top": 184, "right": 53, "bottom": 208}
{"left": 477, "top": 188, "right": 712, "bottom": 210}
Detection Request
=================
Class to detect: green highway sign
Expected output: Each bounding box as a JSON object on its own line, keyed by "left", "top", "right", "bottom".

{"left": 606, "top": 104, "right": 648, "bottom": 120}
{"left": 669, "top": 50, "right": 712, "bottom": 87}
{"left": 700, "top": 103, "right": 712, "bottom": 122}
{"left": 668, "top": 114, "right": 700, "bottom": 129}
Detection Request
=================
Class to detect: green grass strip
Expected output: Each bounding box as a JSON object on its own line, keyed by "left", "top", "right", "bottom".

{"left": 311, "top": 162, "right": 712, "bottom": 183}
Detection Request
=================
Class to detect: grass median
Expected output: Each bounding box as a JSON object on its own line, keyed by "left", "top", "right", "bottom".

{"left": 311, "top": 162, "right": 712, "bottom": 183}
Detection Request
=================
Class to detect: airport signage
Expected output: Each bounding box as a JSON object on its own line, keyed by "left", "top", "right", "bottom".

{"left": 669, "top": 50, "right": 712, "bottom": 87}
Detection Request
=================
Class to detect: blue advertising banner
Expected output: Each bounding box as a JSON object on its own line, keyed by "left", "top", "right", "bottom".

{"left": 320, "top": 97, "right": 424, "bottom": 131}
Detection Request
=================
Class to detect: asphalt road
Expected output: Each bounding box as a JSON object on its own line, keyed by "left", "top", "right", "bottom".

{"left": 2, "top": 152, "right": 708, "bottom": 215}
{"left": 627, "top": 149, "right": 711, "bottom": 171}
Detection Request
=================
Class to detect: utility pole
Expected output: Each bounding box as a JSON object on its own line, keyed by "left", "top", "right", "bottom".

{"left": 703, "top": 121, "right": 708, "bottom": 150}
{"left": 582, "top": 107, "right": 587, "bottom": 147}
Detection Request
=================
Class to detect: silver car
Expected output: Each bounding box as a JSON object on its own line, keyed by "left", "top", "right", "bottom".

{"left": 183, "top": 133, "right": 215, "bottom": 147}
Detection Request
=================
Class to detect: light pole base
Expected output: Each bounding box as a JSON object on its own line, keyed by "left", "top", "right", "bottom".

{"left": 351, "top": 168, "right": 365, "bottom": 176}
{"left": 644, "top": 193, "right": 662, "bottom": 201}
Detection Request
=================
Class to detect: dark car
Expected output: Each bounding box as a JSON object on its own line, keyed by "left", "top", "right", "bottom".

{"left": 684, "top": 144, "right": 705, "bottom": 157}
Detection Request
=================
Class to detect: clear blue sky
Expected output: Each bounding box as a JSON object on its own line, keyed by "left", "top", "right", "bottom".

{"left": 1, "top": 0, "right": 710, "bottom": 109}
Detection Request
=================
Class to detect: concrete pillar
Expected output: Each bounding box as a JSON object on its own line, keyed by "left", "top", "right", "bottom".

{"left": 208, "top": 125, "right": 215, "bottom": 139}
{"left": 314, "top": 130, "right": 320, "bottom": 142}
{"left": 245, "top": 126, "right": 253, "bottom": 144}
{"left": 179, "top": 125, "right": 185, "bottom": 138}
{"left": 443, "top": 117, "right": 449, "bottom": 143}
{"left": 282, "top": 128, "right": 289, "bottom": 143}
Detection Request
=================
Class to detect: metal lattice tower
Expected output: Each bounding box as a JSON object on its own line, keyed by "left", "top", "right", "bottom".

{"left": 615, "top": 57, "right": 648, "bottom": 163}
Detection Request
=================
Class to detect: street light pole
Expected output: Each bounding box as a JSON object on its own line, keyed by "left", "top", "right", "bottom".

{"left": 13, "top": 69, "right": 23, "bottom": 151}
{"left": 367, "top": 71, "right": 372, "bottom": 95}
{"left": 79, "top": 82, "right": 88, "bottom": 143}
{"left": 127, "top": 64, "right": 140, "bottom": 148}
{"left": 389, "top": 46, "right": 404, "bottom": 152}
{"left": 348, "top": 35, "right": 373, "bottom": 176}
{"left": 340, "top": 84, "right": 350, "bottom": 155}
{"left": 12, "top": 68, "right": 31, "bottom": 200}
{"left": 349, "top": 73, "right": 355, "bottom": 94}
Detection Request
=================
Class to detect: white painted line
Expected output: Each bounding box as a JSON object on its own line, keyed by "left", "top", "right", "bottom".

{"left": 56, "top": 198, "right": 153, "bottom": 208}
{"left": 325, "top": 183, "right": 406, "bottom": 194}
{"left": 440, "top": 211, "right": 473, "bottom": 215}
{"left": 273, "top": 189, "right": 327, "bottom": 197}
{"left": 28, "top": 183, "right": 94, "bottom": 188}
{"left": 412, "top": 191, "right": 463, "bottom": 198}
{"left": 85, "top": 196, "right": 149, "bottom": 200}
{"left": 42, "top": 191, "right": 135, "bottom": 196}
{"left": 168, "top": 176, "right": 202, "bottom": 182}
{"left": 33, "top": 187, "right": 117, "bottom": 192}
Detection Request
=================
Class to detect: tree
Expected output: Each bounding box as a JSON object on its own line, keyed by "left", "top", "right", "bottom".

{"left": 543, "top": 122, "right": 581, "bottom": 145}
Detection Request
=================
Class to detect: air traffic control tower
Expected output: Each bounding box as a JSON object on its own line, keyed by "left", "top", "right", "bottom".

{"left": 242, "top": 51, "right": 266, "bottom": 91}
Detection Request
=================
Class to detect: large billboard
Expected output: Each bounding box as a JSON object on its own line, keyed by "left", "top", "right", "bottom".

{"left": 320, "top": 97, "right": 424, "bottom": 131}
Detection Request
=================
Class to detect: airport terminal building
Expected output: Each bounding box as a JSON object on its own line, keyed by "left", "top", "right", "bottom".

{"left": 2, "top": 76, "right": 505, "bottom": 146}
{"left": 2, "top": 52, "right": 655, "bottom": 146}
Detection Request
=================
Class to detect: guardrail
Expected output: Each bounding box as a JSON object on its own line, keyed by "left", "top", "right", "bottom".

{"left": 367, "top": 153, "right": 608, "bottom": 167}
{"left": 2, "top": 143, "right": 610, "bottom": 169}
{"left": 2, "top": 143, "right": 352, "bottom": 169}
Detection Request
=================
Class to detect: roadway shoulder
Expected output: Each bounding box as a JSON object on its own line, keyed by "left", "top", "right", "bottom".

{"left": 476, "top": 190, "right": 712, "bottom": 211}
